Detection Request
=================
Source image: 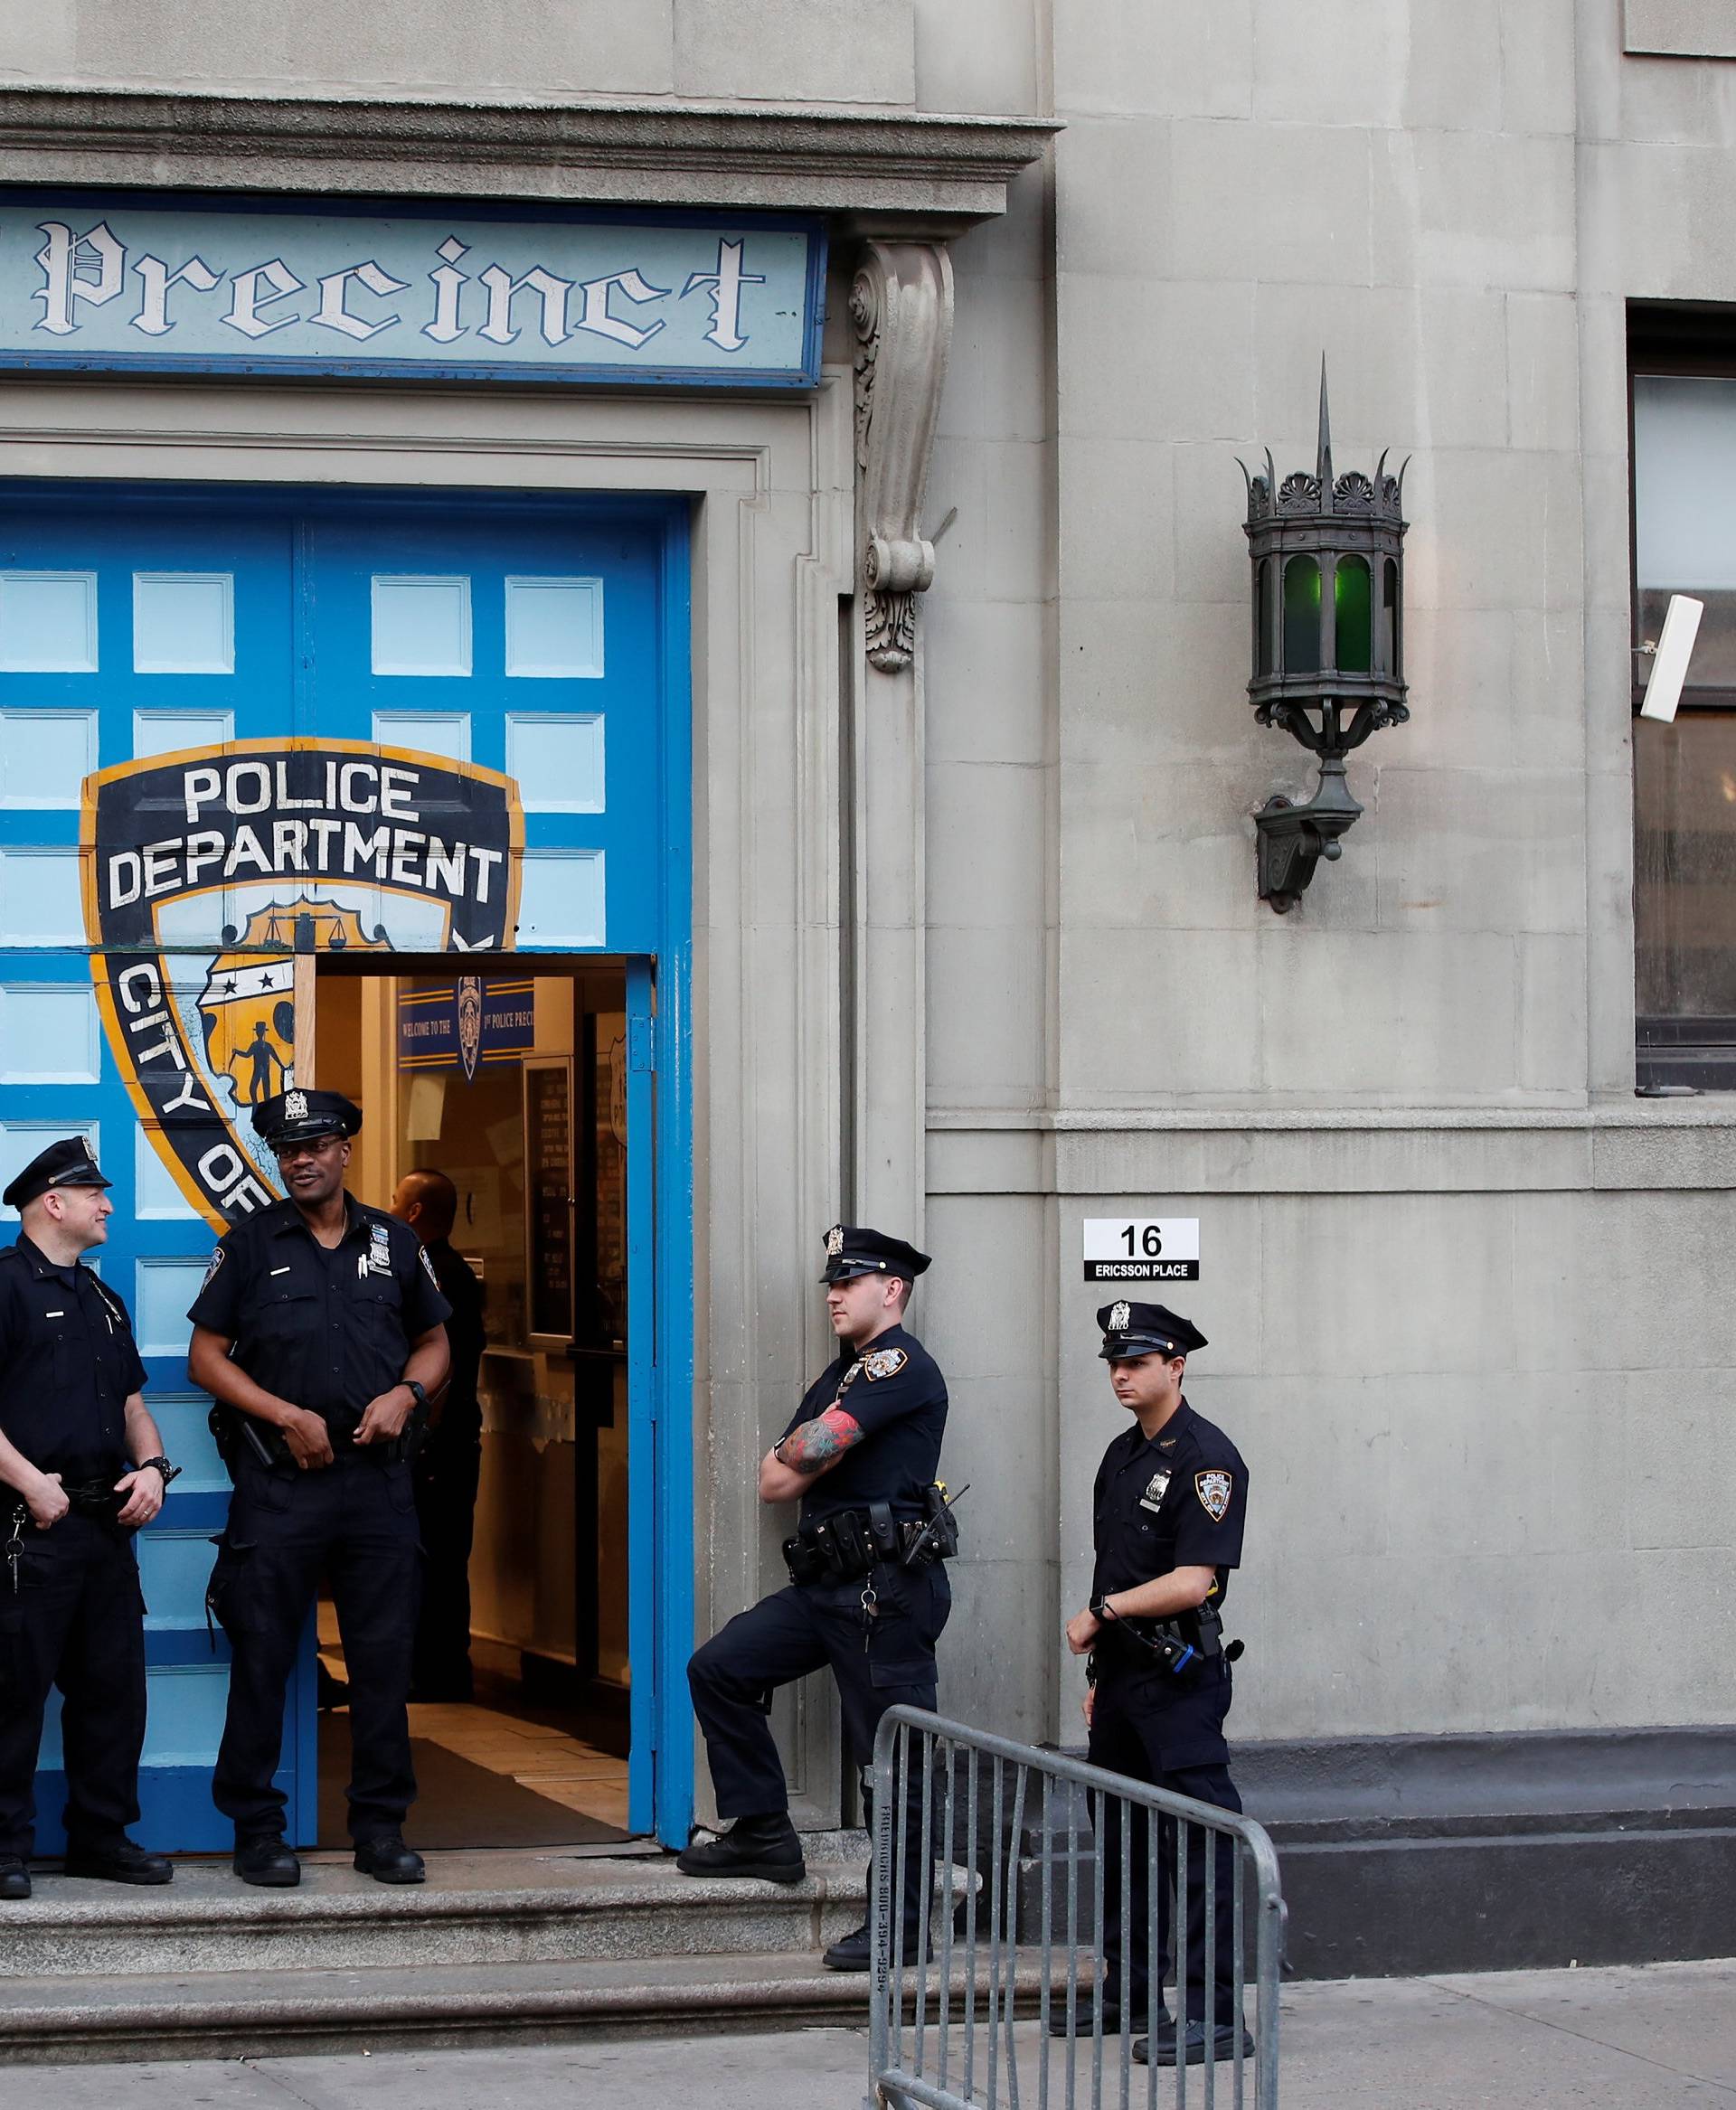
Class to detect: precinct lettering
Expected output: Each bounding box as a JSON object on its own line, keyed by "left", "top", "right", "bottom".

{"left": 31, "top": 217, "right": 771, "bottom": 361}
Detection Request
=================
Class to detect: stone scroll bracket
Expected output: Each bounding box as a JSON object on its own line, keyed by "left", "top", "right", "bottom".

{"left": 851, "top": 240, "right": 955, "bottom": 674}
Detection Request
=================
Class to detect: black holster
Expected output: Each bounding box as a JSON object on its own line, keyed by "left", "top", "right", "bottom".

{"left": 208, "top": 1403, "right": 291, "bottom": 1477}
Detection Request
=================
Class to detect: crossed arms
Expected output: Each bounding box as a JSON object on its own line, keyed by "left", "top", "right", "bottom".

{"left": 758, "top": 1404, "right": 865, "bottom": 1503}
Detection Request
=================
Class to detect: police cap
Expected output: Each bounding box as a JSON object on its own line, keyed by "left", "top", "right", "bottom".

{"left": 819, "top": 1222, "right": 932, "bottom": 1286}
{"left": 2, "top": 1134, "right": 113, "bottom": 1210}
{"left": 1097, "top": 1300, "right": 1207, "bottom": 1361}
{"left": 252, "top": 1088, "right": 363, "bottom": 1149}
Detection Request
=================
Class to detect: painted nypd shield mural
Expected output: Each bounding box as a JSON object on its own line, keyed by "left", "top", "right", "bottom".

{"left": 81, "top": 740, "right": 524, "bottom": 1229}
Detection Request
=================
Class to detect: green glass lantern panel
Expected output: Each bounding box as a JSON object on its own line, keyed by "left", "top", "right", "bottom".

{"left": 1335, "top": 555, "right": 1373, "bottom": 673}
{"left": 1282, "top": 555, "right": 1321, "bottom": 674}
{"left": 1256, "top": 557, "right": 1274, "bottom": 675}
{"left": 1382, "top": 557, "right": 1401, "bottom": 675}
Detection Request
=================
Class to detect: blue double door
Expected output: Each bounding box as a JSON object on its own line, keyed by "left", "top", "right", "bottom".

{"left": 0, "top": 484, "right": 691, "bottom": 1851}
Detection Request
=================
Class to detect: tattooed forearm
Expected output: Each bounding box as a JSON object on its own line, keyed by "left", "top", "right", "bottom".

{"left": 775, "top": 1406, "right": 864, "bottom": 1474}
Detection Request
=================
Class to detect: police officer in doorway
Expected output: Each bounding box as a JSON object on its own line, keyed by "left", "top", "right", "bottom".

{"left": 188, "top": 1090, "right": 450, "bottom": 1889}
{"left": 682, "top": 1225, "right": 954, "bottom": 1973}
{"left": 389, "top": 1169, "right": 486, "bottom": 1703}
{"left": 1057, "top": 1302, "right": 1253, "bottom": 2068}
{"left": 0, "top": 1138, "right": 175, "bottom": 1899}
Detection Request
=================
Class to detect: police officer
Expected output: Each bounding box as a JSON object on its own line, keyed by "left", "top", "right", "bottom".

{"left": 0, "top": 1138, "right": 175, "bottom": 1899}
{"left": 1057, "top": 1302, "right": 1252, "bottom": 2068}
{"left": 388, "top": 1169, "right": 486, "bottom": 1702}
{"left": 187, "top": 1090, "right": 450, "bottom": 1889}
{"left": 681, "top": 1224, "right": 952, "bottom": 1973}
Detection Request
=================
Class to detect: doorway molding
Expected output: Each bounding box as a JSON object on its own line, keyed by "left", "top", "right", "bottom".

{"left": 0, "top": 368, "right": 882, "bottom": 1835}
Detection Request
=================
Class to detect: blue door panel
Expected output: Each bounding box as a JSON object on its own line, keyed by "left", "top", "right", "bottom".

{"left": 0, "top": 484, "right": 691, "bottom": 1851}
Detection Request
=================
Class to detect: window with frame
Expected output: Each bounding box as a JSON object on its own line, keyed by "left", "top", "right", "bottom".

{"left": 1629, "top": 307, "right": 1736, "bottom": 1088}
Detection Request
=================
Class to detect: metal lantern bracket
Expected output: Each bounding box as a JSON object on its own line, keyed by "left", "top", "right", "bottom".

{"left": 1241, "top": 363, "right": 1410, "bottom": 912}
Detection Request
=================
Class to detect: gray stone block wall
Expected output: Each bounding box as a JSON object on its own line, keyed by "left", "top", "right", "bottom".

{"left": 0, "top": 0, "right": 1730, "bottom": 1767}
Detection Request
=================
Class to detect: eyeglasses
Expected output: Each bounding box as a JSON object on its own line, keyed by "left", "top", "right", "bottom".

{"left": 274, "top": 1135, "right": 345, "bottom": 1164}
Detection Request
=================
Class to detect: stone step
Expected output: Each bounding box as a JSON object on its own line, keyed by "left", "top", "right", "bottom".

{"left": 0, "top": 1949, "right": 1056, "bottom": 2066}
{"left": 0, "top": 1849, "right": 872, "bottom": 1979}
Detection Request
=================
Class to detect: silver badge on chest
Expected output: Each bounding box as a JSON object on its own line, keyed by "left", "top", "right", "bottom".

{"left": 1138, "top": 1469, "right": 1171, "bottom": 1515}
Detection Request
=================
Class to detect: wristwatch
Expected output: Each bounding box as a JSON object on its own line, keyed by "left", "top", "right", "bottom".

{"left": 137, "top": 1455, "right": 181, "bottom": 1487}
{"left": 401, "top": 1380, "right": 429, "bottom": 1412}
{"left": 1089, "top": 1595, "right": 1120, "bottom": 1622}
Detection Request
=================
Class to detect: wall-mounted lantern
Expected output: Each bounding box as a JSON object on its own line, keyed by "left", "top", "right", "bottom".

{"left": 1241, "top": 366, "right": 1409, "bottom": 912}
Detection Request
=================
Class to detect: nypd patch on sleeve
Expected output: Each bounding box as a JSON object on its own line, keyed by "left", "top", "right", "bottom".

{"left": 862, "top": 1347, "right": 909, "bottom": 1381}
{"left": 201, "top": 1247, "right": 225, "bottom": 1292}
{"left": 419, "top": 1244, "right": 441, "bottom": 1287}
{"left": 1195, "top": 1469, "right": 1233, "bottom": 1522}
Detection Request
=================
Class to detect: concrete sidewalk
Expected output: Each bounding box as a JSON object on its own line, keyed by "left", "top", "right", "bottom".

{"left": 11, "top": 1956, "right": 1735, "bottom": 2107}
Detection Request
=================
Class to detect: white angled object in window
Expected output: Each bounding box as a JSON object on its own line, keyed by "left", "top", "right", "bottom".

{"left": 1639, "top": 595, "right": 1704, "bottom": 723}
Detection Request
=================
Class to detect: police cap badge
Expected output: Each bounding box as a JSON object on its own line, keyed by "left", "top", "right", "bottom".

{"left": 252, "top": 1088, "right": 363, "bottom": 1149}
{"left": 1, "top": 1135, "right": 115, "bottom": 1210}
{"left": 1097, "top": 1300, "right": 1208, "bottom": 1361}
{"left": 819, "top": 1223, "right": 932, "bottom": 1286}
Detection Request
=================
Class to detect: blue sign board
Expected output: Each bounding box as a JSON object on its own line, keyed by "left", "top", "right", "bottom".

{"left": 399, "top": 977, "right": 538, "bottom": 1079}
{"left": 0, "top": 195, "right": 826, "bottom": 387}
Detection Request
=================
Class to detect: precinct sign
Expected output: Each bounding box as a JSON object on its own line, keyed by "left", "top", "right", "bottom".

{"left": 1083, "top": 1218, "right": 1200, "bottom": 1283}
{"left": 398, "top": 976, "right": 536, "bottom": 1081}
{"left": 0, "top": 197, "right": 824, "bottom": 388}
{"left": 81, "top": 739, "right": 523, "bottom": 1229}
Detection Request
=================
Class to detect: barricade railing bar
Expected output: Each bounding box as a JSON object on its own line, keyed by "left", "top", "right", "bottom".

{"left": 866, "top": 1707, "right": 1284, "bottom": 2110}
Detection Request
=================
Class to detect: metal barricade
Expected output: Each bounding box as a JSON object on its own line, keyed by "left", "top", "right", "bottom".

{"left": 866, "top": 1706, "right": 1284, "bottom": 2110}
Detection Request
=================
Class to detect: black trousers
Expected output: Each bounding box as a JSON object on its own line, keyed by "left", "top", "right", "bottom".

{"left": 411, "top": 1431, "right": 480, "bottom": 1700}
{"left": 1087, "top": 1668, "right": 1241, "bottom": 2026}
{"left": 208, "top": 1448, "right": 420, "bottom": 1843}
{"left": 0, "top": 1511, "right": 146, "bottom": 1858}
{"left": 687, "top": 1563, "right": 950, "bottom": 1817}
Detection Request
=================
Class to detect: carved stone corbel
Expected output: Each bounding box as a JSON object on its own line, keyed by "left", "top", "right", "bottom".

{"left": 851, "top": 240, "right": 954, "bottom": 673}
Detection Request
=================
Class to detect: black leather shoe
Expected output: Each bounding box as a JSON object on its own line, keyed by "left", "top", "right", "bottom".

{"left": 1133, "top": 2020, "right": 1254, "bottom": 2067}
{"left": 354, "top": 1833, "right": 425, "bottom": 1884}
{"left": 0, "top": 1855, "right": 30, "bottom": 1900}
{"left": 821, "top": 1919, "right": 929, "bottom": 1972}
{"left": 63, "top": 1837, "right": 173, "bottom": 1886}
{"left": 675, "top": 1813, "right": 805, "bottom": 1884}
{"left": 233, "top": 1835, "right": 301, "bottom": 1888}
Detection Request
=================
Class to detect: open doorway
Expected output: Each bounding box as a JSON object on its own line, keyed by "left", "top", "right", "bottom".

{"left": 308, "top": 956, "right": 635, "bottom": 1849}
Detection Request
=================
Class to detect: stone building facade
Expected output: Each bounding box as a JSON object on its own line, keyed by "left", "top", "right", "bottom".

{"left": 0, "top": 1, "right": 1731, "bottom": 1853}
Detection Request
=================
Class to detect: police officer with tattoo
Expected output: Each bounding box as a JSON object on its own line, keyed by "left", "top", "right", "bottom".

{"left": 0, "top": 1137, "right": 175, "bottom": 1899}
{"left": 1056, "top": 1302, "right": 1253, "bottom": 2068}
{"left": 188, "top": 1090, "right": 449, "bottom": 1889}
{"left": 681, "top": 1225, "right": 953, "bottom": 1973}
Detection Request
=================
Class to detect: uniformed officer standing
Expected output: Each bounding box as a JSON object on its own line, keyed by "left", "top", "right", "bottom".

{"left": 388, "top": 1169, "right": 487, "bottom": 1702}
{"left": 1058, "top": 1302, "right": 1253, "bottom": 2068}
{"left": 681, "top": 1225, "right": 953, "bottom": 1973}
{"left": 187, "top": 1090, "right": 450, "bottom": 1889}
{"left": 0, "top": 1138, "right": 175, "bottom": 1899}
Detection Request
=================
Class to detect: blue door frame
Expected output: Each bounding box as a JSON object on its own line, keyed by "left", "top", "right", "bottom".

{"left": 0, "top": 482, "right": 694, "bottom": 1851}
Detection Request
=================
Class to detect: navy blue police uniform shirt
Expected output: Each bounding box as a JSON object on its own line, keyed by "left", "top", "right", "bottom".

{"left": 1092, "top": 1399, "right": 1248, "bottom": 1629}
{"left": 1090, "top": 1400, "right": 1248, "bottom": 1768}
{"left": 425, "top": 1239, "right": 486, "bottom": 1446}
{"left": 0, "top": 1234, "right": 146, "bottom": 1482}
{"left": 188, "top": 1196, "right": 451, "bottom": 1436}
{"left": 778, "top": 1323, "right": 948, "bottom": 1527}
